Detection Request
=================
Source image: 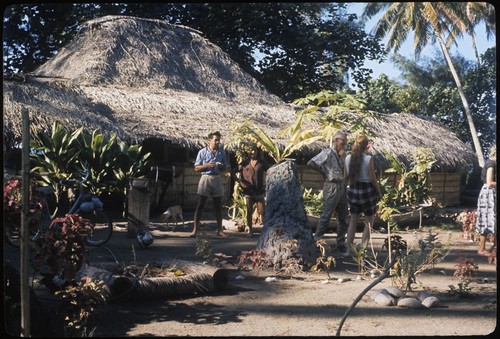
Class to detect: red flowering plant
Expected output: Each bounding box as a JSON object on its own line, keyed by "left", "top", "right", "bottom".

{"left": 34, "top": 214, "right": 94, "bottom": 283}
{"left": 3, "top": 178, "right": 46, "bottom": 239}
{"left": 4, "top": 178, "right": 23, "bottom": 212}
{"left": 460, "top": 210, "right": 477, "bottom": 241}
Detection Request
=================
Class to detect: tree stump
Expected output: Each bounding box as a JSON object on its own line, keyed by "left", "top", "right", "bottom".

{"left": 257, "top": 160, "right": 319, "bottom": 270}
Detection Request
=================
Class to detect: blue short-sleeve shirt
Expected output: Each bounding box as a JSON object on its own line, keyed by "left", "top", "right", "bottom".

{"left": 195, "top": 146, "right": 229, "bottom": 175}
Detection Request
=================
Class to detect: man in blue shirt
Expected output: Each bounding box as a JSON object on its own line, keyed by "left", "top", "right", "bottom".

{"left": 190, "top": 131, "right": 230, "bottom": 237}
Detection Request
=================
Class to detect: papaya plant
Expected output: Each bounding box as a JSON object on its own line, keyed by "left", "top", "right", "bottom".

{"left": 377, "top": 147, "right": 436, "bottom": 268}
{"left": 379, "top": 148, "right": 436, "bottom": 209}
{"left": 228, "top": 119, "right": 322, "bottom": 164}
{"left": 227, "top": 111, "right": 321, "bottom": 221}
{"left": 292, "top": 89, "right": 376, "bottom": 146}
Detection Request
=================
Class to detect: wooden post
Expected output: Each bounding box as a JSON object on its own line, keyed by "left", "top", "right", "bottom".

{"left": 127, "top": 178, "right": 150, "bottom": 238}
{"left": 20, "top": 108, "right": 31, "bottom": 337}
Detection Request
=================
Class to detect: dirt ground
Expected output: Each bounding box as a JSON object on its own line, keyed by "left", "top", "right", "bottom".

{"left": 4, "top": 212, "right": 497, "bottom": 337}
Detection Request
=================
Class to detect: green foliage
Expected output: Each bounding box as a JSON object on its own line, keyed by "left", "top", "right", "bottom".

{"left": 349, "top": 240, "right": 370, "bottom": 274}
{"left": 195, "top": 228, "right": 213, "bottom": 261}
{"left": 378, "top": 148, "right": 436, "bottom": 211}
{"left": 293, "top": 90, "right": 376, "bottom": 146}
{"left": 387, "top": 231, "right": 451, "bottom": 291}
{"left": 362, "top": 49, "right": 496, "bottom": 159}
{"left": 76, "top": 129, "right": 118, "bottom": 195}
{"left": 30, "top": 121, "right": 83, "bottom": 213}
{"left": 302, "top": 188, "right": 323, "bottom": 217}
{"left": 227, "top": 183, "right": 247, "bottom": 224}
{"left": 30, "top": 122, "right": 151, "bottom": 215}
{"left": 111, "top": 140, "right": 152, "bottom": 213}
{"left": 228, "top": 118, "right": 321, "bottom": 164}
{"left": 357, "top": 75, "right": 402, "bottom": 113}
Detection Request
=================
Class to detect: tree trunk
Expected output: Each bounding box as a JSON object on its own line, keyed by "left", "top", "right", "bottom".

{"left": 257, "top": 160, "right": 319, "bottom": 271}
{"left": 437, "top": 34, "right": 485, "bottom": 167}
{"left": 109, "top": 261, "right": 228, "bottom": 301}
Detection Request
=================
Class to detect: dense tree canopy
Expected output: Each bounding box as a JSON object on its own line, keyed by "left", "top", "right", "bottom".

{"left": 359, "top": 48, "right": 496, "bottom": 158}
{"left": 3, "top": 3, "right": 385, "bottom": 102}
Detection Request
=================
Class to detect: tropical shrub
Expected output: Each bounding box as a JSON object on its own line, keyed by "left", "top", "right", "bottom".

{"left": 30, "top": 122, "right": 151, "bottom": 216}
{"left": 302, "top": 188, "right": 323, "bottom": 217}
{"left": 378, "top": 147, "right": 436, "bottom": 209}
{"left": 35, "top": 214, "right": 94, "bottom": 282}
{"left": 385, "top": 231, "right": 451, "bottom": 291}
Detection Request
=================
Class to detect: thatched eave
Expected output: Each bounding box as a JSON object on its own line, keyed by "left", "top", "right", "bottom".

{"left": 339, "top": 111, "right": 478, "bottom": 173}
{"left": 3, "top": 76, "right": 296, "bottom": 152}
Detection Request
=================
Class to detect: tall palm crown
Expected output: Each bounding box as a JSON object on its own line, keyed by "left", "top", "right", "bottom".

{"left": 361, "top": 2, "right": 493, "bottom": 167}
{"left": 362, "top": 2, "right": 470, "bottom": 57}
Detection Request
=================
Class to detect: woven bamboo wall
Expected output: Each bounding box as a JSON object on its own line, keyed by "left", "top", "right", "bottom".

{"left": 157, "top": 166, "right": 231, "bottom": 211}
{"left": 156, "top": 165, "right": 462, "bottom": 210}
{"left": 376, "top": 172, "right": 462, "bottom": 207}
{"left": 427, "top": 172, "right": 462, "bottom": 206}
{"left": 297, "top": 165, "right": 324, "bottom": 192}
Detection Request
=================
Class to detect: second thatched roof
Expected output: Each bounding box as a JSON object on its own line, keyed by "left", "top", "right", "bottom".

{"left": 344, "top": 111, "right": 478, "bottom": 172}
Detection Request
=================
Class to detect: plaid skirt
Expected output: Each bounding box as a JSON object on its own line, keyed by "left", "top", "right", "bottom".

{"left": 476, "top": 185, "right": 496, "bottom": 235}
{"left": 347, "top": 181, "right": 379, "bottom": 216}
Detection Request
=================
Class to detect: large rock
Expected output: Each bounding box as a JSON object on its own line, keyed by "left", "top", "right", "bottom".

{"left": 257, "top": 160, "right": 319, "bottom": 270}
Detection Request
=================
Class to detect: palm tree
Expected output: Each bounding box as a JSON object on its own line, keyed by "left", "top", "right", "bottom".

{"left": 464, "top": 2, "right": 496, "bottom": 63}
{"left": 362, "top": 2, "right": 488, "bottom": 167}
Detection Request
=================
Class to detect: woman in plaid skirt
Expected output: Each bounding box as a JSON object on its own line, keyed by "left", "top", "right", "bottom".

{"left": 344, "top": 135, "right": 381, "bottom": 257}
{"left": 476, "top": 145, "right": 496, "bottom": 256}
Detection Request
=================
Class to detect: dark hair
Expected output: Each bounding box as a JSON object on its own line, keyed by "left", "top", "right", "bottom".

{"left": 208, "top": 131, "right": 221, "bottom": 139}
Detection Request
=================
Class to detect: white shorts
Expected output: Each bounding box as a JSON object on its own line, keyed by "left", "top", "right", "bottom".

{"left": 197, "top": 175, "right": 224, "bottom": 197}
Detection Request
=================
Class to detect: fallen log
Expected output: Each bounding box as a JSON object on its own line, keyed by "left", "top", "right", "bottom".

{"left": 109, "top": 261, "right": 228, "bottom": 302}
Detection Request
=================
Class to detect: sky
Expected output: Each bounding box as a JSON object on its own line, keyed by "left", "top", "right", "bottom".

{"left": 347, "top": 2, "right": 496, "bottom": 85}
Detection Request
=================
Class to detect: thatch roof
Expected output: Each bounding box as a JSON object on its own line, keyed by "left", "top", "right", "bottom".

{"left": 342, "top": 111, "right": 479, "bottom": 172}
{"left": 3, "top": 15, "right": 477, "bottom": 172}
{"left": 3, "top": 15, "right": 296, "bottom": 149}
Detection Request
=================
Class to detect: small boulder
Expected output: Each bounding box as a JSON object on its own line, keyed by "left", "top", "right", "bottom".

{"left": 397, "top": 297, "right": 424, "bottom": 308}
{"left": 421, "top": 296, "right": 441, "bottom": 308}
{"left": 416, "top": 290, "right": 431, "bottom": 302}
{"left": 374, "top": 293, "right": 396, "bottom": 306}
{"left": 385, "top": 286, "right": 405, "bottom": 298}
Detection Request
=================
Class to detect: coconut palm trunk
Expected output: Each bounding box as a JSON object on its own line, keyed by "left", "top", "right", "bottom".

{"left": 435, "top": 33, "right": 485, "bottom": 167}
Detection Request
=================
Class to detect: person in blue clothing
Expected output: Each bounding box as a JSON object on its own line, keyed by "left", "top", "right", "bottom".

{"left": 190, "top": 131, "right": 230, "bottom": 237}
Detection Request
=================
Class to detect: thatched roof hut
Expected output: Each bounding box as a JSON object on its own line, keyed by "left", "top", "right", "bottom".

{"left": 341, "top": 111, "right": 478, "bottom": 173}
{"left": 3, "top": 15, "right": 296, "bottom": 152}
{"left": 3, "top": 15, "right": 477, "bottom": 175}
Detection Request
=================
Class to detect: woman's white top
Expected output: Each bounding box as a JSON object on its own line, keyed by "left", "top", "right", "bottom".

{"left": 345, "top": 154, "right": 372, "bottom": 183}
